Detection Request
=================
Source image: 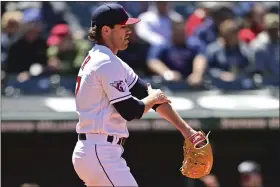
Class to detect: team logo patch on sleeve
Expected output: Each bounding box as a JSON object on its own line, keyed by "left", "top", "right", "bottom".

{"left": 110, "top": 80, "right": 126, "bottom": 92}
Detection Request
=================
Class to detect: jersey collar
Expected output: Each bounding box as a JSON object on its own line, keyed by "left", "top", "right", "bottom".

{"left": 92, "top": 44, "right": 114, "bottom": 55}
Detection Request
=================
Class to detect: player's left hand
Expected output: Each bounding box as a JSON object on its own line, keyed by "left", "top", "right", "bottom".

{"left": 180, "top": 131, "right": 213, "bottom": 179}
{"left": 147, "top": 83, "right": 171, "bottom": 104}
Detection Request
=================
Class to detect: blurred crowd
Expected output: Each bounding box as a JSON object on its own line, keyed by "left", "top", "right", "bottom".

{"left": 1, "top": 1, "right": 279, "bottom": 96}
{"left": 197, "top": 161, "right": 264, "bottom": 187}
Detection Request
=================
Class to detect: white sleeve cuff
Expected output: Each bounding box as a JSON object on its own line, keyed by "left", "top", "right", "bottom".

{"left": 128, "top": 76, "right": 138, "bottom": 89}
{"left": 109, "top": 94, "right": 132, "bottom": 104}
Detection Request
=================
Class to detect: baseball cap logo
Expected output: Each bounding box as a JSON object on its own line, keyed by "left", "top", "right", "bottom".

{"left": 110, "top": 80, "right": 126, "bottom": 92}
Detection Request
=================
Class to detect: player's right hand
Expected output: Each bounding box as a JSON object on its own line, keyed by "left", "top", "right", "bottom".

{"left": 147, "top": 83, "right": 171, "bottom": 104}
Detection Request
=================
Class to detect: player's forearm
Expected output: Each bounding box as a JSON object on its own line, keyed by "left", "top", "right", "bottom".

{"left": 156, "top": 103, "right": 195, "bottom": 138}
{"left": 141, "top": 96, "right": 156, "bottom": 114}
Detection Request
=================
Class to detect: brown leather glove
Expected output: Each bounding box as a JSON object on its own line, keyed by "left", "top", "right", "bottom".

{"left": 180, "top": 131, "right": 213, "bottom": 179}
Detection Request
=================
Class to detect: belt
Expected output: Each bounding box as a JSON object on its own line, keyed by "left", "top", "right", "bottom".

{"left": 78, "top": 133, "right": 126, "bottom": 146}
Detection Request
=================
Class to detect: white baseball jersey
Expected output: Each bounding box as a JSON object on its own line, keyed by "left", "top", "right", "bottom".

{"left": 75, "top": 44, "right": 138, "bottom": 138}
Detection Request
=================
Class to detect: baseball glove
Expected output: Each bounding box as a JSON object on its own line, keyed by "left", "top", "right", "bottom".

{"left": 180, "top": 131, "right": 213, "bottom": 179}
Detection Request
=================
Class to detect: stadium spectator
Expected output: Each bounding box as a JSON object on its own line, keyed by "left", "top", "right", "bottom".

{"left": 1, "top": 1, "right": 7, "bottom": 16}
{"left": 117, "top": 25, "right": 151, "bottom": 77}
{"left": 47, "top": 23, "right": 91, "bottom": 75}
{"left": 118, "top": 1, "right": 149, "bottom": 18}
{"left": 206, "top": 19, "right": 254, "bottom": 85}
{"left": 3, "top": 1, "right": 85, "bottom": 39}
{"left": 6, "top": 8, "right": 47, "bottom": 82}
{"left": 238, "top": 161, "right": 264, "bottom": 187}
{"left": 238, "top": 2, "right": 267, "bottom": 44}
{"left": 1, "top": 11, "right": 23, "bottom": 67}
{"left": 184, "top": 2, "right": 219, "bottom": 37}
{"left": 147, "top": 20, "right": 207, "bottom": 87}
{"left": 250, "top": 13, "right": 279, "bottom": 86}
{"left": 1, "top": 11, "right": 23, "bottom": 91}
{"left": 200, "top": 174, "right": 220, "bottom": 187}
{"left": 1, "top": 1, "right": 278, "bottom": 94}
{"left": 135, "top": 2, "right": 183, "bottom": 46}
{"left": 192, "top": 3, "right": 234, "bottom": 50}
{"left": 21, "top": 183, "right": 40, "bottom": 187}
{"left": 263, "top": 2, "right": 280, "bottom": 14}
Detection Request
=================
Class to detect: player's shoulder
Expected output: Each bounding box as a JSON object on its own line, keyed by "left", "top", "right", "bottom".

{"left": 116, "top": 56, "right": 133, "bottom": 70}
{"left": 88, "top": 45, "right": 122, "bottom": 70}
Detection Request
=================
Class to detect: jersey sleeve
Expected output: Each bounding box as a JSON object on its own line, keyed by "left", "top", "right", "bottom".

{"left": 119, "top": 59, "right": 138, "bottom": 89}
{"left": 97, "top": 62, "right": 132, "bottom": 104}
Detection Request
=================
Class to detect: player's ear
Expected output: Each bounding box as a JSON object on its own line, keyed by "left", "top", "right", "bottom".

{"left": 102, "top": 25, "right": 111, "bottom": 36}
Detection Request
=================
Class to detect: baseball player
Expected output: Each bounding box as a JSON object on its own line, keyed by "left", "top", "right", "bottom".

{"left": 72, "top": 3, "right": 198, "bottom": 187}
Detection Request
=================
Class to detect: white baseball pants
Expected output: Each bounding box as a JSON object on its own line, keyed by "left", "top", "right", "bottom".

{"left": 72, "top": 134, "right": 138, "bottom": 187}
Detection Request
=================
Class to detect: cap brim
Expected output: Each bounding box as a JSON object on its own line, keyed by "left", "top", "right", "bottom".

{"left": 121, "top": 18, "right": 141, "bottom": 25}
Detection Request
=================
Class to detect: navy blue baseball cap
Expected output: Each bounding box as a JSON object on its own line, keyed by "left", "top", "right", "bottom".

{"left": 91, "top": 3, "right": 140, "bottom": 27}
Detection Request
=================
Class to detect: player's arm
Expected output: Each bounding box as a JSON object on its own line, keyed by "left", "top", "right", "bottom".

{"left": 123, "top": 59, "right": 168, "bottom": 112}
{"left": 155, "top": 103, "right": 196, "bottom": 138}
{"left": 146, "top": 83, "right": 195, "bottom": 138}
{"left": 113, "top": 87, "right": 169, "bottom": 120}
{"left": 128, "top": 77, "right": 161, "bottom": 111}
{"left": 129, "top": 77, "right": 195, "bottom": 138}
{"left": 97, "top": 62, "right": 169, "bottom": 121}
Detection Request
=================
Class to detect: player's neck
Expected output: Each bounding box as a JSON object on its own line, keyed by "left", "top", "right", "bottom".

{"left": 99, "top": 41, "right": 118, "bottom": 55}
{"left": 107, "top": 45, "right": 118, "bottom": 55}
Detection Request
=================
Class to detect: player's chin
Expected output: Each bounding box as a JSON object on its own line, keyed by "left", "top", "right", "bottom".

{"left": 119, "top": 44, "right": 129, "bottom": 51}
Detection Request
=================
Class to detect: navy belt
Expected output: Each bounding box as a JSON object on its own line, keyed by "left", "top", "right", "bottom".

{"left": 78, "top": 133, "right": 126, "bottom": 146}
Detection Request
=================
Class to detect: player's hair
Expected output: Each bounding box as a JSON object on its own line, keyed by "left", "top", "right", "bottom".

{"left": 88, "top": 24, "right": 115, "bottom": 43}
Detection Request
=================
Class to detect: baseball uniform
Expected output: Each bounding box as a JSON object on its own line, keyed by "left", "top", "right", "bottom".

{"left": 72, "top": 44, "right": 139, "bottom": 187}
{"left": 72, "top": 4, "right": 150, "bottom": 187}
